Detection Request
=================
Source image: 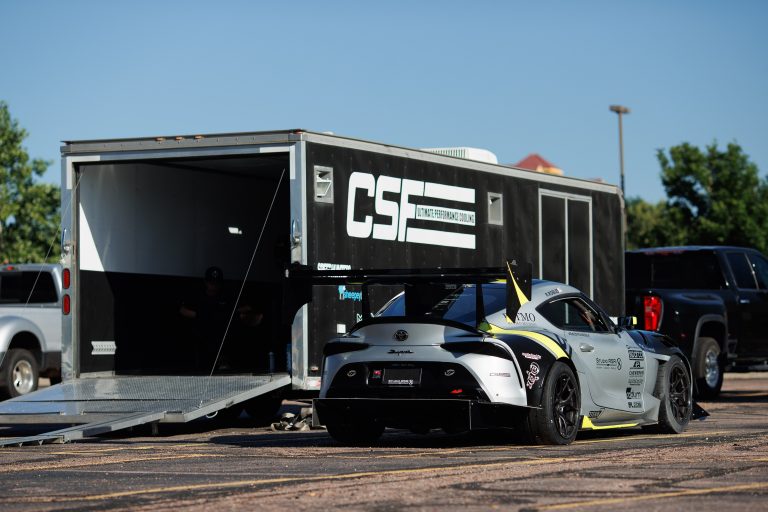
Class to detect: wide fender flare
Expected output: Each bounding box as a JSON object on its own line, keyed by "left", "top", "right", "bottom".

{"left": 0, "top": 316, "right": 45, "bottom": 352}
{"left": 493, "top": 331, "right": 574, "bottom": 407}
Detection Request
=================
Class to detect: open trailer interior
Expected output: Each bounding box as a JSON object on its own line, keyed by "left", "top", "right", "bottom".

{"left": 76, "top": 153, "right": 292, "bottom": 377}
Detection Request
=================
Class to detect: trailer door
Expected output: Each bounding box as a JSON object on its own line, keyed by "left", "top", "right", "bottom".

{"left": 539, "top": 190, "right": 593, "bottom": 297}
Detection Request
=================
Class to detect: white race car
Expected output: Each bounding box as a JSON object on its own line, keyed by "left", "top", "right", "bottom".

{"left": 313, "top": 265, "right": 694, "bottom": 445}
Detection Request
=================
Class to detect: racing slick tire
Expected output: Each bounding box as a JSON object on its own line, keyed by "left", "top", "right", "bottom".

{"left": 326, "top": 419, "right": 385, "bottom": 446}
{"left": 693, "top": 337, "right": 724, "bottom": 399}
{"left": 527, "top": 361, "right": 581, "bottom": 445}
{"left": 647, "top": 355, "right": 692, "bottom": 434}
{"left": 0, "top": 348, "right": 39, "bottom": 399}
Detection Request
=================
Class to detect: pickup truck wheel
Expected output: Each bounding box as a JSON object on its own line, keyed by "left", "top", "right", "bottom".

{"left": 650, "top": 355, "right": 692, "bottom": 434}
{"left": 527, "top": 362, "right": 581, "bottom": 445}
{"left": 0, "top": 349, "right": 39, "bottom": 399}
{"left": 694, "top": 337, "right": 724, "bottom": 399}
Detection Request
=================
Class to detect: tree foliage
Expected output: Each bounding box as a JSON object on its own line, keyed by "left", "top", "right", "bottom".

{"left": 0, "top": 101, "right": 60, "bottom": 263}
{"left": 627, "top": 142, "right": 768, "bottom": 253}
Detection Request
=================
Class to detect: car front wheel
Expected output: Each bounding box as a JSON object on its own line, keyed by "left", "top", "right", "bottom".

{"left": 527, "top": 361, "right": 581, "bottom": 445}
{"left": 650, "top": 355, "right": 692, "bottom": 434}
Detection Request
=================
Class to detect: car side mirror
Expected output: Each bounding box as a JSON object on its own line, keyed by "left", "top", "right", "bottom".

{"left": 617, "top": 315, "right": 638, "bottom": 329}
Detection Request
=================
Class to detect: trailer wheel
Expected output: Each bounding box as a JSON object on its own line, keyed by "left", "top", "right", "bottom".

{"left": 527, "top": 362, "right": 580, "bottom": 445}
{"left": 244, "top": 391, "right": 284, "bottom": 425}
{"left": 693, "top": 337, "right": 723, "bottom": 399}
{"left": 0, "top": 349, "right": 39, "bottom": 399}
{"left": 326, "top": 420, "right": 384, "bottom": 446}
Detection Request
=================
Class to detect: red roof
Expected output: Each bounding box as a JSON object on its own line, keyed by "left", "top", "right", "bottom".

{"left": 513, "top": 153, "right": 558, "bottom": 171}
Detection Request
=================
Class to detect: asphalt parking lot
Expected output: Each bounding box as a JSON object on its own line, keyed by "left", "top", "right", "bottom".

{"left": 0, "top": 373, "right": 766, "bottom": 512}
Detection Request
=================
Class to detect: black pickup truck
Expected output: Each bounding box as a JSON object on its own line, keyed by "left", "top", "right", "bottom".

{"left": 625, "top": 246, "right": 768, "bottom": 398}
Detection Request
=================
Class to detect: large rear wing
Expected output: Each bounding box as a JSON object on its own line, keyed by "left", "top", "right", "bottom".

{"left": 283, "top": 261, "right": 532, "bottom": 327}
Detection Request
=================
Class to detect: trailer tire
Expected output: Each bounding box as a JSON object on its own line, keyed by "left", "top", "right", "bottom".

{"left": 693, "top": 337, "right": 723, "bottom": 399}
{"left": 244, "top": 391, "right": 284, "bottom": 425}
{"left": 0, "top": 349, "right": 39, "bottom": 399}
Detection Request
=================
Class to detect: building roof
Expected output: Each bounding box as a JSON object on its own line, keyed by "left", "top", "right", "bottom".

{"left": 512, "top": 153, "right": 564, "bottom": 176}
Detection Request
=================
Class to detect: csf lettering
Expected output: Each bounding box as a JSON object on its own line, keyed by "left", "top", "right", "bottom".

{"left": 345, "top": 172, "right": 477, "bottom": 249}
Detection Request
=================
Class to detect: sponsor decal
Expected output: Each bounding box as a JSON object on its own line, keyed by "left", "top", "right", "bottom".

{"left": 629, "top": 377, "right": 644, "bottom": 386}
{"left": 521, "top": 352, "right": 542, "bottom": 361}
{"left": 544, "top": 288, "right": 562, "bottom": 297}
{"left": 628, "top": 401, "right": 642, "bottom": 409}
{"left": 317, "top": 262, "right": 352, "bottom": 271}
{"left": 346, "top": 172, "right": 477, "bottom": 249}
{"left": 588, "top": 410, "right": 603, "bottom": 419}
{"left": 515, "top": 312, "right": 536, "bottom": 323}
{"left": 568, "top": 331, "right": 590, "bottom": 337}
{"left": 338, "top": 285, "right": 362, "bottom": 302}
{"left": 596, "top": 357, "right": 622, "bottom": 371}
{"left": 490, "top": 372, "right": 511, "bottom": 378}
{"left": 627, "top": 349, "right": 644, "bottom": 360}
{"left": 626, "top": 387, "right": 642, "bottom": 400}
{"left": 631, "top": 360, "right": 644, "bottom": 369}
{"left": 629, "top": 370, "right": 644, "bottom": 377}
{"left": 525, "top": 362, "right": 540, "bottom": 389}
{"left": 387, "top": 349, "right": 413, "bottom": 355}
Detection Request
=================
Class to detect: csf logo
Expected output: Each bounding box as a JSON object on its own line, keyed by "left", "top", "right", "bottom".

{"left": 346, "top": 172, "right": 477, "bottom": 249}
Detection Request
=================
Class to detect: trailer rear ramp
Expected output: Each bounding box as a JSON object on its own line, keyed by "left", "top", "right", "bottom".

{"left": 0, "top": 373, "right": 290, "bottom": 446}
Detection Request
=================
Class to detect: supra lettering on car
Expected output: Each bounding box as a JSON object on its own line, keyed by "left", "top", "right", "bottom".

{"left": 345, "top": 171, "right": 477, "bottom": 249}
{"left": 388, "top": 349, "right": 414, "bottom": 355}
{"left": 596, "top": 357, "right": 622, "bottom": 370}
{"left": 525, "top": 362, "right": 540, "bottom": 389}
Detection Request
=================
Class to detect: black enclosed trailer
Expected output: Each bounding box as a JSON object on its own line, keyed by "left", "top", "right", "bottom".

{"left": 0, "top": 130, "right": 623, "bottom": 444}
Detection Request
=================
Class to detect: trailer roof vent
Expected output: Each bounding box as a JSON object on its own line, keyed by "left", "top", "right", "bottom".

{"left": 421, "top": 147, "right": 498, "bottom": 164}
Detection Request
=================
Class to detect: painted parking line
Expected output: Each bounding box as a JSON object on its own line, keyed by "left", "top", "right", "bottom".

{"left": 536, "top": 481, "right": 768, "bottom": 510}
{"left": 5, "top": 456, "right": 584, "bottom": 503}
{"left": 0, "top": 453, "right": 224, "bottom": 473}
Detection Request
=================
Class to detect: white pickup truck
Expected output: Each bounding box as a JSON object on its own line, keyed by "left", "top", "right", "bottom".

{"left": 0, "top": 264, "right": 62, "bottom": 399}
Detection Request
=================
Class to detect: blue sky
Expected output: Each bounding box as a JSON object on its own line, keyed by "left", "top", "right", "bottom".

{"left": 2, "top": 1, "right": 766, "bottom": 202}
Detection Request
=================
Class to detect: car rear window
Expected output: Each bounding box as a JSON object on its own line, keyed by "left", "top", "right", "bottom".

{"left": 0, "top": 271, "right": 58, "bottom": 304}
{"left": 626, "top": 251, "right": 726, "bottom": 290}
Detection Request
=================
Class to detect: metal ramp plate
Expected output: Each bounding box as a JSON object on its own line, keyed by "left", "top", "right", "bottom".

{"left": 0, "top": 373, "right": 290, "bottom": 446}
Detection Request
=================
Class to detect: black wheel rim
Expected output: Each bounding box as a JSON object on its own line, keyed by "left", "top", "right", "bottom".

{"left": 669, "top": 364, "right": 691, "bottom": 422}
{"left": 554, "top": 373, "right": 579, "bottom": 438}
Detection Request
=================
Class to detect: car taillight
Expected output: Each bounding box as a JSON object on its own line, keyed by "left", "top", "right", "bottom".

{"left": 643, "top": 295, "right": 661, "bottom": 331}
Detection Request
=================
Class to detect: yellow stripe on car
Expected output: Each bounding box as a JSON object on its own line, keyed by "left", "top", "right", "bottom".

{"left": 581, "top": 416, "right": 639, "bottom": 430}
{"left": 483, "top": 324, "right": 568, "bottom": 360}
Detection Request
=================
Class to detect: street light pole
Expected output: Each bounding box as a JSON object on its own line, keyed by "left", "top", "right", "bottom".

{"left": 609, "top": 105, "right": 630, "bottom": 196}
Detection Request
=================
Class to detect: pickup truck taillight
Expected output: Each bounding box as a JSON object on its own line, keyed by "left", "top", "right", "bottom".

{"left": 643, "top": 295, "right": 662, "bottom": 331}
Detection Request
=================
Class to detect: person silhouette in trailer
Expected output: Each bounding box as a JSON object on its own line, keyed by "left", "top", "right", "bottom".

{"left": 179, "top": 266, "right": 234, "bottom": 372}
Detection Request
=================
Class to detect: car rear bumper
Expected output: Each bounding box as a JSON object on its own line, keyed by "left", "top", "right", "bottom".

{"left": 313, "top": 398, "right": 529, "bottom": 432}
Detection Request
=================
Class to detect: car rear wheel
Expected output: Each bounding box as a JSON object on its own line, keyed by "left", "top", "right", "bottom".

{"left": 650, "top": 355, "right": 692, "bottom": 434}
{"left": 693, "top": 337, "right": 723, "bottom": 399}
{"left": 0, "top": 349, "right": 39, "bottom": 399}
{"left": 326, "top": 420, "right": 384, "bottom": 446}
{"left": 527, "top": 361, "right": 580, "bottom": 445}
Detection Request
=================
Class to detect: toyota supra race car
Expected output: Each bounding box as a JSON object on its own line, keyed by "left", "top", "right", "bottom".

{"left": 311, "top": 264, "right": 694, "bottom": 445}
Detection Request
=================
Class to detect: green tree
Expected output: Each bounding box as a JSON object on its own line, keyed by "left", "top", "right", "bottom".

{"left": 0, "top": 101, "right": 60, "bottom": 263}
{"left": 625, "top": 197, "right": 688, "bottom": 249}
{"left": 657, "top": 142, "right": 768, "bottom": 253}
